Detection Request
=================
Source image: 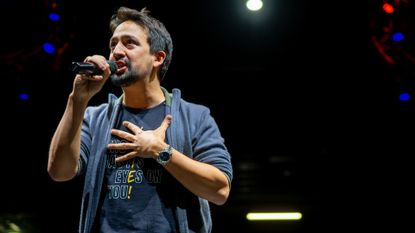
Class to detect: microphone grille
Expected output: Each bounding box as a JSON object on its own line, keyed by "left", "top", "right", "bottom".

{"left": 108, "top": 61, "right": 118, "bottom": 73}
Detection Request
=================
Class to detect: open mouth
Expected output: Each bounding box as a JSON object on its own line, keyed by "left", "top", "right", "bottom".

{"left": 116, "top": 66, "right": 127, "bottom": 75}
{"left": 115, "top": 61, "right": 127, "bottom": 75}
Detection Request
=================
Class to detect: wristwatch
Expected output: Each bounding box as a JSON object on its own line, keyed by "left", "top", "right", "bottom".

{"left": 156, "top": 145, "right": 173, "bottom": 166}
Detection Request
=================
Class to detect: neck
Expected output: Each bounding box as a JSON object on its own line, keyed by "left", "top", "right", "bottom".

{"left": 122, "top": 83, "right": 165, "bottom": 109}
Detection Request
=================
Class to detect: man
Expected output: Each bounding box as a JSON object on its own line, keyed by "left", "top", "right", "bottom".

{"left": 48, "top": 6, "right": 233, "bottom": 233}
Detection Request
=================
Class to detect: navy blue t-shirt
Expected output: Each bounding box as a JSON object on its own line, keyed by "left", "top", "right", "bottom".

{"left": 94, "top": 101, "right": 178, "bottom": 233}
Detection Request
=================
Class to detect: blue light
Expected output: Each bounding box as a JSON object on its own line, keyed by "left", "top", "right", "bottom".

{"left": 48, "top": 12, "right": 60, "bottom": 21}
{"left": 19, "top": 93, "right": 29, "bottom": 100}
{"left": 43, "top": 42, "right": 55, "bottom": 54}
{"left": 392, "top": 32, "right": 404, "bottom": 42}
{"left": 399, "top": 92, "right": 410, "bottom": 101}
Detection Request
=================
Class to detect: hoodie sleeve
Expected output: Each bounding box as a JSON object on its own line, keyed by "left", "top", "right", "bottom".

{"left": 192, "top": 107, "right": 233, "bottom": 185}
{"left": 76, "top": 107, "right": 93, "bottom": 176}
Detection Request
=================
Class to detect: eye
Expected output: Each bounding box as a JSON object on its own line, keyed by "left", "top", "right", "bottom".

{"left": 125, "top": 39, "right": 137, "bottom": 48}
{"left": 109, "top": 41, "right": 117, "bottom": 50}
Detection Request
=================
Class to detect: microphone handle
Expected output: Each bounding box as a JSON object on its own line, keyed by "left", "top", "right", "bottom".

{"left": 71, "top": 62, "right": 103, "bottom": 75}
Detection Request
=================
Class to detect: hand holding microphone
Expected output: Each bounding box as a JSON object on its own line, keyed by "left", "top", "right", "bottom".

{"left": 70, "top": 57, "right": 118, "bottom": 102}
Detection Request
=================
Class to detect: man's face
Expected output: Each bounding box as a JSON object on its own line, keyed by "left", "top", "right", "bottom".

{"left": 109, "top": 21, "right": 155, "bottom": 87}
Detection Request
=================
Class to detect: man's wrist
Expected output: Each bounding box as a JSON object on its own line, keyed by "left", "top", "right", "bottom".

{"left": 156, "top": 144, "right": 173, "bottom": 166}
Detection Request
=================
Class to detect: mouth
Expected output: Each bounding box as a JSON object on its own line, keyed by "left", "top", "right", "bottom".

{"left": 115, "top": 61, "right": 127, "bottom": 75}
{"left": 116, "top": 66, "right": 128, "bottom": 75}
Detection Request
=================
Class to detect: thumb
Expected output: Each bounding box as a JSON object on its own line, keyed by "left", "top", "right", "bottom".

{"left": 158, "top": 114, "right": 172, "bottom": 133}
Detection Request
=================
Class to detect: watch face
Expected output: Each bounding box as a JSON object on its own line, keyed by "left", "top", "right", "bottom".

{"left": 160, "top": 151, "right": 170, "bottom": 161}
{"left": 157, "top": 145, "right": 172, "bottom": 165}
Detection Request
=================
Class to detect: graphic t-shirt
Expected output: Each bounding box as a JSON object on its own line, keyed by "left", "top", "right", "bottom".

{"left": 95, "top": 101, "right": 178, "bottom": 233}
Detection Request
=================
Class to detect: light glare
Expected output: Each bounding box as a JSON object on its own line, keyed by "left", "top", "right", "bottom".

{"left": 246, "top": 0, "right": 263, "bottom": 11}
{"left": 246, "top": 212, "right": 302, "bottom": 221}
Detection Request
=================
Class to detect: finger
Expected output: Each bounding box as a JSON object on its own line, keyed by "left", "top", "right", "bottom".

{"left": 123, "top": 121, "right": 144, "bottom": 134}
{"left": 83, "top": 74, "right": 104, "bottom": 81}
{"left": 83, "top": 56, "right": 92, "bottom": 62}
{"left": 111, "top": 129, "right": 136, "bottom": 141}
{"left": 157, "top": 115, "right": 172, "bottom": 132}
{"left": 107, "top": 142, "right": 136, "bottom": 150}
{"left": 83, "top": 55, "right": 109, "bottom": 76}
{"left": 115, "top": 151, "right": 137, "bottom": 162}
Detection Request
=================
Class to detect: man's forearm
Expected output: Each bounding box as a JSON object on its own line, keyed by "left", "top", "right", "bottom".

{"left": 47, "top": 94, "right": 88, "bottom": 181}
{"left": 164, "top": 149, "right": 230, "bottom": 205}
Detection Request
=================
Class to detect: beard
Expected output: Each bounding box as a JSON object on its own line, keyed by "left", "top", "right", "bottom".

{"left": 109, "top": 63, "right": 139, "bottom": 87}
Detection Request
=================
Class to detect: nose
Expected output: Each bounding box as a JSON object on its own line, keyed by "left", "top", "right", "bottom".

{"left": 112, "top": 43, "right": 126, "bottom": 60}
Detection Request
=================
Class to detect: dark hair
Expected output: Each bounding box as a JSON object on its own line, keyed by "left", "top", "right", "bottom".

{"left": 110, "top": 6, "right": 173, "bottom": 81}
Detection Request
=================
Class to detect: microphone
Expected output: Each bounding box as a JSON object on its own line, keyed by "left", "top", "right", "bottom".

{"left": 71, "top": 60, "right": 117, "bottom": 75}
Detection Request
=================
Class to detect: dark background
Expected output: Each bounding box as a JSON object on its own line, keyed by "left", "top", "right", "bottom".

{"left": 1, "top": 0, "right": 413, "bottom": 232}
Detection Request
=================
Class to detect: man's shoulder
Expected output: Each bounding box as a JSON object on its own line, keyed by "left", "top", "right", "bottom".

{"left": 84, "top": 98, "right": 114, "bottom": 118}
{"left": 179, "top": 98, "right": 210, "bottom": 114}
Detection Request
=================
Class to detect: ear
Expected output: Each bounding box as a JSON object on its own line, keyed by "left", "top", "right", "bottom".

{"left": 153, "top": 51, "right": 166, "bottom": 68}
